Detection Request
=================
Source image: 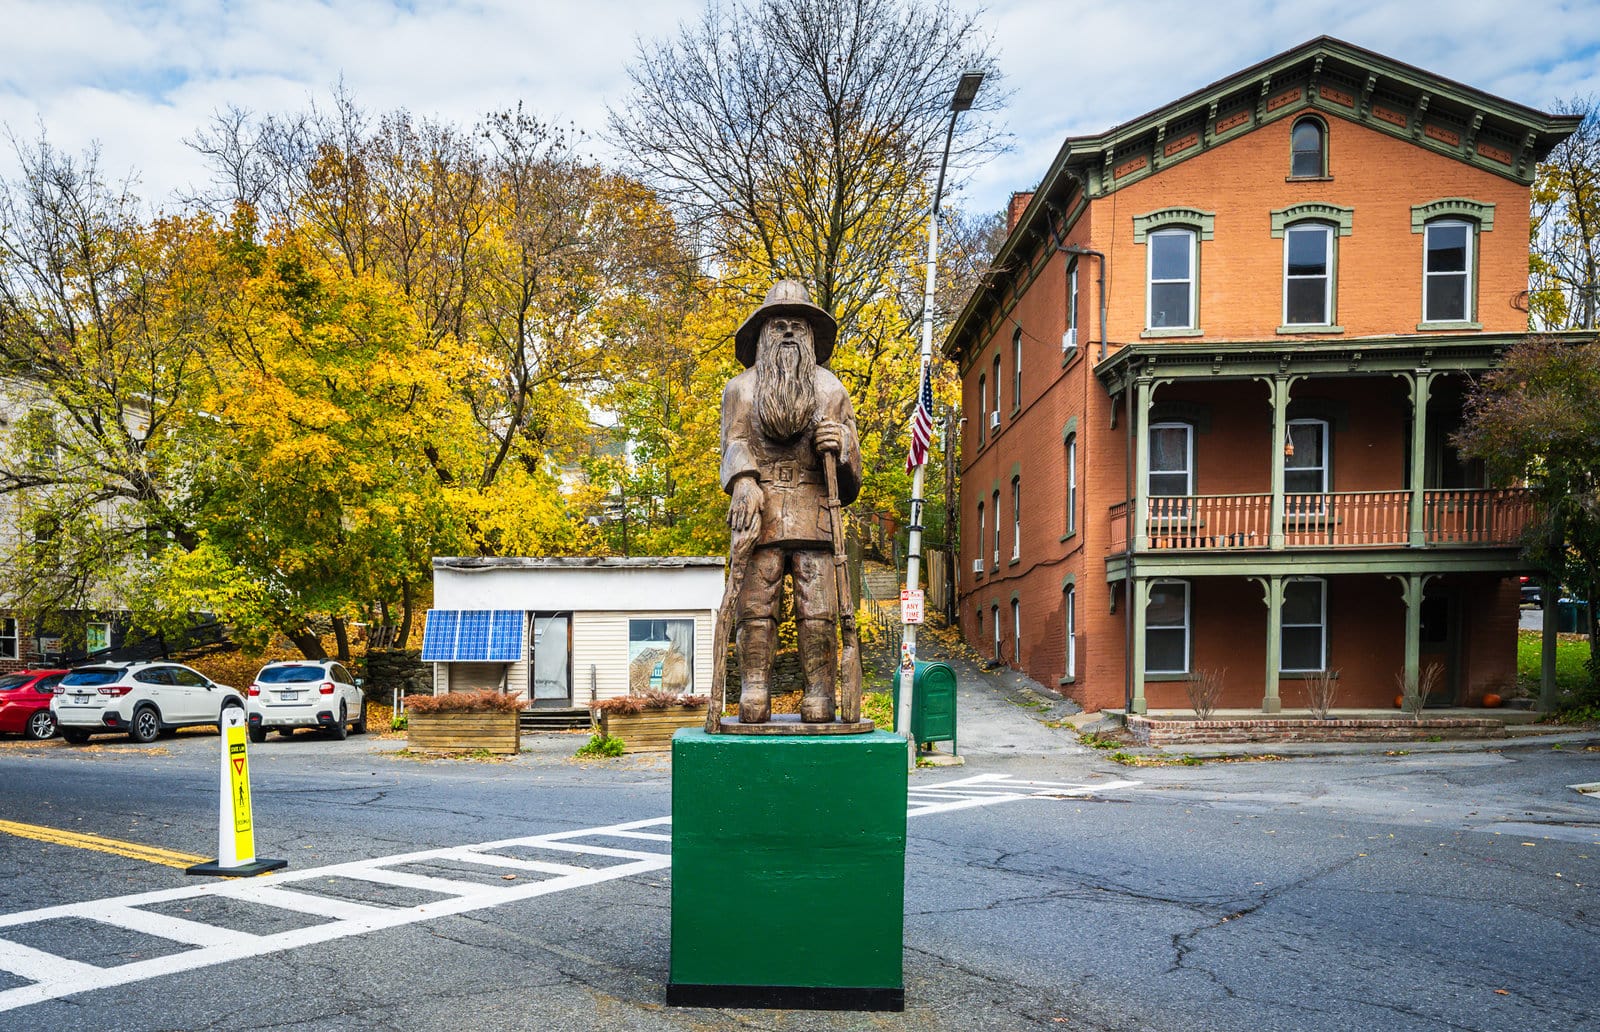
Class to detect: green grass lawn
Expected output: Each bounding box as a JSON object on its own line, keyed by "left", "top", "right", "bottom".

{"left": 1516, "top": 629, "right": 1593, "bottom": 700}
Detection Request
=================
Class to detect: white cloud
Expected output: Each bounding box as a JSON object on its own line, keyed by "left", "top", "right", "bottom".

{"left": 1, "top": 0, "right": 1597, "bottom": 217}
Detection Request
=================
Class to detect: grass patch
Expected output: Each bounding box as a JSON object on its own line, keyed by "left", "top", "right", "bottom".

{"left": 860, "top": 691, "right": 893, "bottom": 730}
{"left": 1516, "top": 630, "right": 1591, "bottom": 698}
{"left": 574, "top": 733, "right": 625, "bottom": 758}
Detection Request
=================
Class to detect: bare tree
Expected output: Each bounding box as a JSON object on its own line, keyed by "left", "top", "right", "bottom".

{"left": 609, "top": 0, "right": 1004, "bottom": 333}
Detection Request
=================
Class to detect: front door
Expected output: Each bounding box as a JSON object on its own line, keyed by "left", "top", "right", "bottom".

{"left": 1418, "top": 592, "right": 1459, "bottom": 705}
{"left": 530, "top": 614, "right": 572, "bottom": 708}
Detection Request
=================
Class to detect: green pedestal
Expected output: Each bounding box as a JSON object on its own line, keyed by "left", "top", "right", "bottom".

{"left": 667, "top": 728, "right": 908, "bottom": 1011}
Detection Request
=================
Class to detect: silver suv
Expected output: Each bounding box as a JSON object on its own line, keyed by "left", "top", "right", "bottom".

{"left": 52, "top": 662, "right": 243, "bottom": 744}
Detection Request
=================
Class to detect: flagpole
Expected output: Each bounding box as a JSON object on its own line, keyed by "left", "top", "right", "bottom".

{"left": 897, "top": 70, "right": 984, "bottom": 771}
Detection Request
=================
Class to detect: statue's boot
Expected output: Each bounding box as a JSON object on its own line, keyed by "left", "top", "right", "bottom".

{"left": 798, "top": 618, "right": 837, "bottom": 723}
{"left": 737, "top": 618, "right": 775, "bottom": 723}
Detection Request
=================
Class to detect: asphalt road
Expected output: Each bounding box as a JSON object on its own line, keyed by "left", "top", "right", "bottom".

{"left": 0, "top": 725, "right": 1596, "bottom": 1032}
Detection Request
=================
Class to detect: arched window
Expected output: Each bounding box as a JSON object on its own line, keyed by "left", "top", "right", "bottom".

{"left": 992, "top": 355, "right": 1002, "bottom": 425}
{"left": 1066, "top": 258, "right": 1080, "bottom": 353}
{"left": 1291, "top": 117, "right": 1326, "bottom": 178}
{"left": 1065, "top": 434, "right": 1078, "bottom": 536}
{"left": 976, "top": 501, "right": 985, "bottom": 572}
{"left": 991, "top": 489, "right": 1001, "bottom": 566}
{"left": 1011, "top": 476, "right": 1021, "bottom": 561}
{"left": 1012, "top": 327, "right": 1023, "bottom": 410}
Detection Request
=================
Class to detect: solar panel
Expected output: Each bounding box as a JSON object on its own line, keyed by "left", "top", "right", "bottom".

{"left": 488, "top": 611, "right": 524, "bottom": 661}
{"left": 420, "top": 610, "right": 459, "bottom": 661}
{"left": 456, "top": 611, "right": 492, "bottom": 660}
{"left": 421, "top": 609, "right": 524, "bottom": 662}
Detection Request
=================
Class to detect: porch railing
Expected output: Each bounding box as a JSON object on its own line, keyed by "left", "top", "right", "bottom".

{"left": 1111, "top": 487, "right": 1534, "bottom": 553}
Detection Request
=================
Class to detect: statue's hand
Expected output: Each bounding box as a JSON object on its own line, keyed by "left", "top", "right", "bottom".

{"left": 729, "top": 475, "right": 764, "bottom": 539}
{"left": 813, "top": 418, "right": 843, "bottom": 456}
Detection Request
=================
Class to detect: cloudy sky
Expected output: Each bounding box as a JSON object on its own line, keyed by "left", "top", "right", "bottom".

{"left": 2, "top": 0, "right": 1597, "bottom": 218}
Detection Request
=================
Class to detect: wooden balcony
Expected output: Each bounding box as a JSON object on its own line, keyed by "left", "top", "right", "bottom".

{"left": 1108, "top": 488, "right": 1534, "bottom": 553}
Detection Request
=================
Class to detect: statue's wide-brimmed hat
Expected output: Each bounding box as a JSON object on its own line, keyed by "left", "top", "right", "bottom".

{"left": 734, "top": 279, "right": 838, "bottom": 368}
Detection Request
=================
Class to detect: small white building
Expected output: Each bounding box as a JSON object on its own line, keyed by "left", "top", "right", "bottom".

{"left": 423, "top": 557, "right": 725, "bottom": 710}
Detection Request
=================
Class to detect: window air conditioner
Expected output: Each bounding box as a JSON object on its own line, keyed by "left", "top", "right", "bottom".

{"left": 1062, "top": 329, "right": 1078, "bottom": 353}
{"left": 989, "top": 412, "right": 1001, "bottom": 431}
{"left": 972, "top": 559, "right": 984, "bottom": 574}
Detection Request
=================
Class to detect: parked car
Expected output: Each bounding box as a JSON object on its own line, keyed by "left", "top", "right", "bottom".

{"left": 0, "top": 669, "right": 69, "bottom": 740}
{"left": 51, "top": 662, "right": 243, "bottom": 744}
{"left": 1519, "top": 576, "right": 1540, "bottom": 606}
{"left": 245, "top": 660, "right": 366, "bottom": 743}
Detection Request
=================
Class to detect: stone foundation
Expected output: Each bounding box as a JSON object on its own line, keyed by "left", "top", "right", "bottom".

{"left": 1127, "top": 715, "right": 1505, "bottom": 746}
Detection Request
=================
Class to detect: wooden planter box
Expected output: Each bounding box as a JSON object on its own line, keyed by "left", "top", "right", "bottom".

{"left": 597, "top": 708, "right": 706, "bottom": 753}
{"left": 407, "top": 710, "right": 520, "bottom": 754}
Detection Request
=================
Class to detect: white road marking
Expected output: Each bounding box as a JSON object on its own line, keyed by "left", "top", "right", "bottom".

{"left": 0, "top": 774, "right": 1135, "bottom": 1012}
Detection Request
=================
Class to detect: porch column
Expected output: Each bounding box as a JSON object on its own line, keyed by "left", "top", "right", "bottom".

{"left": 1131, "top": 376, "right": 1153, "bottom": 552}
{"left": 1267, "top": 374, "right": 1290, "bottom": 550}
{"left": 1129, "top": 577, "right": 1150, "bottom": 715}
{"left": 1261, "top": 575, "right": 1285, "bottom": 714}
{"left": 1407, "top": 372, "right": 1436, "bottom": 548}
{"left": 1400, "top": 573, "right": 1424, "bottom": 688}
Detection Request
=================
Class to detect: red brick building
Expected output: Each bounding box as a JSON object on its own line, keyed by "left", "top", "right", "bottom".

{"left": 944, "top": 38, "right": 1583, "bottom": 714}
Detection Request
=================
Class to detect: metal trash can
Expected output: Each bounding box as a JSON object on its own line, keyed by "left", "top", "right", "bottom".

{"left": 892, "top": 661, "right": 958, "bottom": 753}
{"left": 1556, "top": 599, "right": 1587, "bottom": 634}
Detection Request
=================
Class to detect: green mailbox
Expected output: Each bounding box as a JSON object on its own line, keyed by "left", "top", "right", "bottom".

{"left": 891, "top": 661, "right": 958, "bottom": 753}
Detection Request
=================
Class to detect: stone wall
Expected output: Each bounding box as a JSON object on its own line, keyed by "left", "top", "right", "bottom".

{"left": 364, "top": 649, "right": 431, "bottom": 702}
{"left": 1127, "top": 715, "right": 1505, "bottom": 746}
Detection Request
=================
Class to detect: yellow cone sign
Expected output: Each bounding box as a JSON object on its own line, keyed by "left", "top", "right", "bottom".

{"left": 187, "top": 707, "right": 286, "bottom": 878}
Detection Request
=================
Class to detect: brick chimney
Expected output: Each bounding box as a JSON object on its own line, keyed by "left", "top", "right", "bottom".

{"left": 1007, "top": 191, "right": 1034, "bottom": 231}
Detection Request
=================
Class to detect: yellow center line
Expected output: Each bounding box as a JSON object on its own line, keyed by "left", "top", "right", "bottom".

{"left": 0, "top": 819, "right": 207, "bottom": 870}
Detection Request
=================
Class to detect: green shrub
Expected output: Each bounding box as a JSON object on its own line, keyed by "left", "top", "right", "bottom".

{"left": 861, "top": 691, "right": 893, "bottom": 729}
{"left": 575, "top": 733, "right": 626, "bottom": 758}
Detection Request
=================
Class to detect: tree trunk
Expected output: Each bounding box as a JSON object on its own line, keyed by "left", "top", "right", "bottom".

{"left": 397, "top": 580, "right": 415, "bottom": 650}
{"left": 288, "top": 627, "right": 328, "bottom": 660}
{"left": 332, "top": 616, "right": 351, "bottom": 664}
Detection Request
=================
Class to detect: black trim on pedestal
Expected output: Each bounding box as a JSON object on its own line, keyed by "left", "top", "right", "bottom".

{"left": 186, "top": 857, "right": 288, "bottom": 877}
{"left": 666, "top": 983, "right": 904, "bottom": 1011}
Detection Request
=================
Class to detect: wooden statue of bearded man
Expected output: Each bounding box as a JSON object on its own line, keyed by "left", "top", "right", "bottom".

{"left": 720, "top": 280, "right": 862, "bottom": 724}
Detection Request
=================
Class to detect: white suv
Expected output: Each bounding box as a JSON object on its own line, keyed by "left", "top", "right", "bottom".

{"left": 245, "top": 661, "right": 366, "bottom": 743}
{"left": 52, "top": 662, "right": 244, "bottom": 744}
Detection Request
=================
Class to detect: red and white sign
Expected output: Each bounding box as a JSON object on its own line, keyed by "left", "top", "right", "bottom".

{"left": 900, "top": 589, "right": 924, "bottom": 625}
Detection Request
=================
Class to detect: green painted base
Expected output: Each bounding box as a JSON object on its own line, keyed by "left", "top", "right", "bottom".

{"left": 668, "top": 728, "right": 908, "bottom": 1008}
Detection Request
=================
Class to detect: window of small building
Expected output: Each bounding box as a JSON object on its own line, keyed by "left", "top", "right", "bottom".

{"left": 628, "top": 618, "right": 695, "bottom": 693}
{"left": 1146, "top": 580, "right": 1190, "bottom": 676}
{"left": 1290, "top": 117, "right": 1326, "bottom": 178}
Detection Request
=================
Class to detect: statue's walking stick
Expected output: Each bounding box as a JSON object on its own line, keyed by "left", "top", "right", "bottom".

{"left": 823, "top": 451, "right": 863, "bottom": 723}
{"left": 706, "top": 519, "right": 759, "bottom": 733}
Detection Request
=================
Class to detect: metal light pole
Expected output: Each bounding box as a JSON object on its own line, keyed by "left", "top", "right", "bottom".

{"left": 897, "top": 69, "right": 984, "bottom": 769}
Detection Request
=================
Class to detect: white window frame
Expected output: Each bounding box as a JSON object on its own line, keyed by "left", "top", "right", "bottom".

{"left": 1145, "top": 579, "right": 1190, "bottom": 676}
{"left": 992, "top": 604, "right": 1001, "bottom": 661}
{"left": 1281, "top": 577, "right": 1328, "bottom": 673}
{"left": 1148, "top": 422, "right": 1195, "bottom": 497}
{"left": 1066, "top": 259, "right": 1080, "bottom": 351}
{"left": 1064, "top": 585, "right": 1076, "bottom": 680}
{"left": 1011, "top": 598, "right": 1021, "bottom": 667}
{"left": 1423, "top": 219, "right": 1474, "bottom": 323}
{"left": 1011, "top": 477, "right": 1021, "bottom": 561}
{"left": 1065, "top": 434, "right": 1078, "bottom": 536}
{"left": 1283, "top": 222, "right": 1333, "bottom": 326}
{"left": 1146, "top": 227, "right": 1197, "bottom": 330}
{"left": 1284, "top": 418, "right": 1330, "bottom": 497}
{"left": 1012, "top": 327, "right": 1022, "bottom": 410}
{"left": 0, "top": 618, "right": 17, "bottom": 660}
{"left": 992, "top": 356, "right": 1002, "bottom": 419}
{"left": 977, "top": 374, "right": 987, "bottom": 445}
{"left": 992, "top": 489, "right": 1001, "bottom": 567}
{"left": 976, "top": 502, "right": 985, "bottom": 571}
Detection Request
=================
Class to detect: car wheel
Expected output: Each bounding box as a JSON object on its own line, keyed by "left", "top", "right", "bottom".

{"left": 129, "top": 706, "right": 162, "bottom": 744}
{"left": 61, "top": 729, "right": 91, "bottom": 745}
{"left": 248, "top": 727, "right": 267, "bottom": 744}
{"left": 328, "top": 702, "right": 349, "bottom": 741}
{"left": 352, "top": 702, "right": 368, "bottom": 735}
{"left": 26, "top": 710, "right": 57, "bottom": 740}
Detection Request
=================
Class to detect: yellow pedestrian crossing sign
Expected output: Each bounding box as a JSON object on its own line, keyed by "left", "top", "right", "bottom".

{"left": 187, "top": 708, "right": 285, "bottom": 878}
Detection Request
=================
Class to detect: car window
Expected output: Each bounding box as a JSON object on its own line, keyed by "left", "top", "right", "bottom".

{"left": 257, "top": 665, "right": 325, "bottom": 684}
{"left": 36, "top": 675, "right": 64, "bottom": 693}
{"left": 0, "top": 674, "right": 28, "bottom": 691}
{"left": 134, "top": 667, "right": 171, "bottom": 685}
{"left": 169, "top": 668, "right": 208, "bottom": 687}
{"left": 332, "top": 664, "right": 352, "bottom": 684}
{"left": 63, "top": 668, "right": 125, "bottom": 687}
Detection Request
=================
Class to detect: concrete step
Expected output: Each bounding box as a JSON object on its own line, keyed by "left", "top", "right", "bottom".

{"left": 520, "top": 708, "right": 593, "bottom": 732}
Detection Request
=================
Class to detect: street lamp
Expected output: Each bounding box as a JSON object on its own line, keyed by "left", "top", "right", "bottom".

{"left": 898, "top": 69, "right": 984, "bottom": 768}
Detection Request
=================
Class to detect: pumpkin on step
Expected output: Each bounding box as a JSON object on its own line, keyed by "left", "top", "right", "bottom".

{"left": 1482, "top": 693, "right": 1503, "bottom": 708}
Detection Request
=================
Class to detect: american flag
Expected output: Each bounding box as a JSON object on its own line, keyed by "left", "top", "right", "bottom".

{"left": 905, "top": 362, "right": 934, "bottom": 473}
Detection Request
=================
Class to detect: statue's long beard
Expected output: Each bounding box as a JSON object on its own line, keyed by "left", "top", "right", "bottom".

{"left": 754, "top": 339, "right": 817, "bottom": 443}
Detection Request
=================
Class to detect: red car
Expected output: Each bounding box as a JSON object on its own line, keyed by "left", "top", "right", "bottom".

{"left": 0, "top": 669, "right": 69, "bottom": 740}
